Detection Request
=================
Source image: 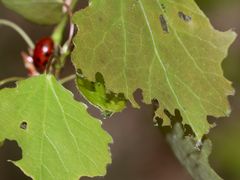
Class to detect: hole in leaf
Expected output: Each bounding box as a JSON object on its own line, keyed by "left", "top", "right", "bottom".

{"left": 151, "top": 99, "right": 159, "bottom": 111}
{"left": 20, "top": 121, "right": 27, "bottom": 130}
{"left": 133, "top": 88, "right": 144, "bottom": 105}
{"left": 184, "top": 124, "right": 195, "bottom": 137}
{"left": 0, "top": 140, "right": 31, "bottom": 179}
{"left": 156, "top": 108, "right": 196, "bottom": 138}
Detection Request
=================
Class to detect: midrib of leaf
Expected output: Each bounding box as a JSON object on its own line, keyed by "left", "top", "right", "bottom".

{"left": 121, "top": 1, "right": 130, "bottom": 99}
{"left": 39, "top": 77, "right": 69, "bottom": 179}
{"left": 49, "top": 78, "right": 81, "bottom": 155}
{"left": 138, "top": 0, "right": 196, "bottom": 135}
{"left": 39, "top": 78, "right": 49, "bottom": 179}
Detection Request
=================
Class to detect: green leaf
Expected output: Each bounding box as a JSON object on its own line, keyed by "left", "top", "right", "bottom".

{"left": 72, "top": 0, "right": 236, "bottom": 140}
{"left": 1, "top": 0, "right": 64, "bottom": 25}
{"left": 76, "top": 70, "right": 126, "bottom": 116}
{"left": 167, "top": 123, "right": 222, "bottom": 180}
{"left": 0, "top": 75, "right": 112, "bottom": 179}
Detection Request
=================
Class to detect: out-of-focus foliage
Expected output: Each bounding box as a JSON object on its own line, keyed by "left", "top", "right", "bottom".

{"left": 1, "top": 0, "right": 63, "bottom": 25}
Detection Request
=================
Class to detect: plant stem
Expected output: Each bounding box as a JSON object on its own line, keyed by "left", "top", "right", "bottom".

{"left": 60, "top": 74, "right": 76, "bottom": 84}
{"left": 52, "top": 16, "right": 68, "bottom": 46}
{"left": 0, "top": 77, "right": 25, "bottom": 86}
{"left": 0, "top": 19, "right": 34, "bottom": 49}
{"left": 52, "top": 0, "right": 77, "bottom": 45}
{"left": 52, "top": 1, "right": 76, "bottom": 78}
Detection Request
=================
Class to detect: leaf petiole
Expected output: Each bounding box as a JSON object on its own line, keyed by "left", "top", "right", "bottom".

{"left": 59, "top": 74, "right": 76, "bottom": 84}
{"left": 0, "top": 19, "right": 34, "bottom": 49}
{"left": 0, "top": 77, "right": 25, "bottom": 87}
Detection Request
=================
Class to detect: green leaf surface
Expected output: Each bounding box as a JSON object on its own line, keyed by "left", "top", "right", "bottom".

{"left": 72, "top": 0, "right": 236, "bottom": 140}
{"left": 76, "top": 70, "right": 126, "bottom": 116}
{"left": 1, "top": 0, "right": 63, "bottom": 25}
{"left": 0, "top": 75, "right": 112, "bottom": 180}
{"left": 167, "top": 123, "right": 222, "bottom": 180}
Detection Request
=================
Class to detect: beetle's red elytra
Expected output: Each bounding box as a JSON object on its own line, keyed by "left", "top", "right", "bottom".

{"left": 33, "top": 37, "right": 54, "bottom": 72}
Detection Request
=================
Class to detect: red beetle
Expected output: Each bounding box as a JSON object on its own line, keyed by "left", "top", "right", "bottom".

{"left": 21, "top": 37, "right": 55, "bottom": 76}
{"left": 33, "top": 37, "right": 54, "bottom": 72}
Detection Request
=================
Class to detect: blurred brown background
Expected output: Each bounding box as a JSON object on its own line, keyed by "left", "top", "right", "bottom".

{"left": 0, "top": 0, "right": 239, "bottom": 180}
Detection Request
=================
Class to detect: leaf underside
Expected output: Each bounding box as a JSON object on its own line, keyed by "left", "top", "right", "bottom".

{"left": 1, "top": 0, "right": 63, "bottom": 25}
{"left": 0, "top": 75, "right": 112, "bottom": 180}
{"left": 76, "top": 70, "right": 126, "bottom": 115}
{"left": 72, "top": 0, "right": 236, "bottom": 140}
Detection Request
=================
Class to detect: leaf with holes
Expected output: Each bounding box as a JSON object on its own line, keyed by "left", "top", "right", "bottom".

{"left": 72, "top": 0, "right": 236, "bottom": 140}
{"left": 0, "top": 75, "right": 112, "bottom": 179}
{"left": 1, "top": 0, "right": 63, "bottom": 24}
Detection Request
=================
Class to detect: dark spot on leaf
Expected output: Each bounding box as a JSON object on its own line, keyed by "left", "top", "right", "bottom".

{"left": 159, "top": 15, "right": 169, "bottom": 33}
{"left": 178, "top": 11, "right": 192, "bottom": 22}
{"left": 161, "top": 3, "right": 166, "bottom": 13}
{"left": 161, "top": 3, "right": 165, "bottom": 9}
{"left": 118, "top": 93, "right": 125, "bottom": 99}
{"left": 20, "top": 121, "right": 27, "bottom": 130}
{"left": 95, "top": 72, "right": 105, "bottom": 84}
